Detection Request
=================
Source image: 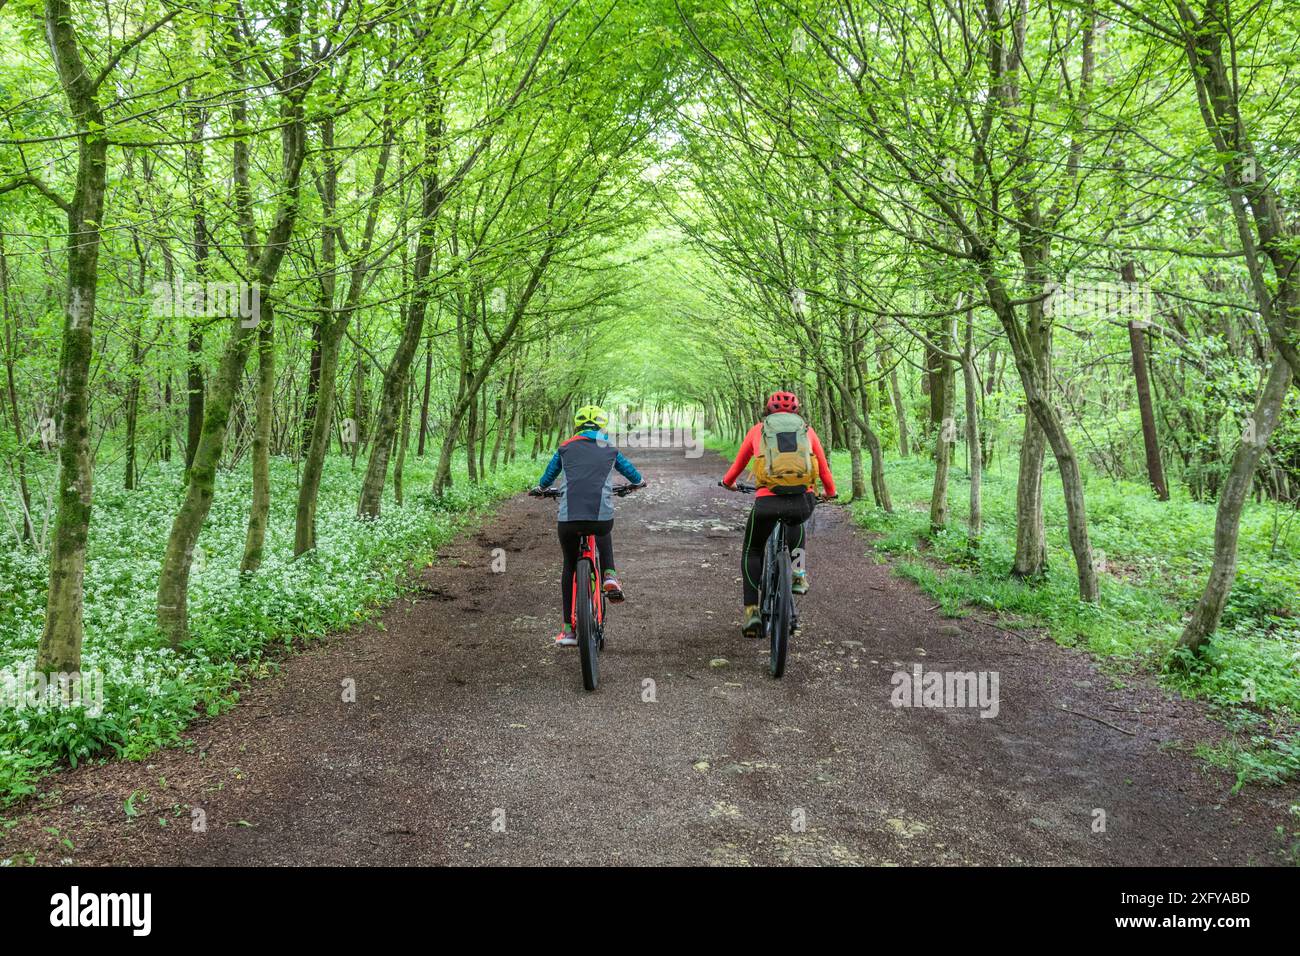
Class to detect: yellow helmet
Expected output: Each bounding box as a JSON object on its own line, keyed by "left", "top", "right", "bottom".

{"left": 574, "top": 404, "right": 608, "bottom": 431}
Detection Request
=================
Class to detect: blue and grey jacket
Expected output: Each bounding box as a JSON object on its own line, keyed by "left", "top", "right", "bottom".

{"left": 538, "top": 429, "right": 643, "bottom": 521}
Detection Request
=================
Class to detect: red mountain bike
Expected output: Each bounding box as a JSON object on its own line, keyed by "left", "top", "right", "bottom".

{"left": 531, "top": 482, "right": 644, "bottom": 690}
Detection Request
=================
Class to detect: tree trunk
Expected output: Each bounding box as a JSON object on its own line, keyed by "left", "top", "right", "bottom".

{"left": 350, "top": 344, "right": 364, "bottom": 469}
{"left": 358, "top": 101, "right": 446, "bottom": 518}
{"left": 843, "top": 349, "right": 867, "bottom": 501}
{"left": 183, "top": 93, "right": 209, "bottom": 474}
{"left": 161, "top": 373, "right": 172, "bottom": 463}
{"left": 489, "top": 383, "right": 507, "bottom": 471}
{"left": 417, "top": 333, "right": 432, "bottom": 456}
{"left": 1123, "top": 261, "right": 1169, "bottom": 500}
{"left": 809, "top": 338, "right": 891, "bottom": 511}
{"left": 961, "top": 310, "right": 982, "bottom": 547}
{"left": 240, "top": 317, "right": 274, "bottom": 573}
{"left": 1178, "top": 356, "right": 1292, "bottom": 654}
{"left": 1012, "top": 413, "right": 1048, "bottom": 577}
{"left": 887, "top": 359, "right": 909, "bottom": 457}
{"left": 124, "top": 332, "right": 142, "bottom": 491}
{"left": 157, "top": 10, "right": 307, "bottom": 644}
{"left": 295, "top": 325, "right": 344, "bottom": 555}
{"left": 925, "top": 331, "right": 944, "bottom": 442}
{"left": 985, "top": 272, "right": 1098, "bottom": 602}
{"left": 294, "top": 115, "right": 393, "bottom": 553}
{"left": 1011, "top": 284, "right": 1050, "bottom": 579}
{"left": 356, "top": 14, "right": 563, "bottom": 512}
{"left": 929, "top": 349, "right": 955, "bottom": 534}
{"left": 302, "top": 314, "right": 323, "bottom": 457}
{"left": 0, "top": 231, "right": 34, "bottom": 543}
{"left": 36, "top": 0, "right": 110, "bottom": 673}
{"left": 477, "top": 378, "right": 489, "bottom": 478}
{"left": 432, "top": 248, "right": 554, "bottom": 494}
{"left": 465, "top": 367, "right": 479, "bottom": 483}
{"left": 506, "top": 392, "right": 520, "bottom": 463}
{"left": 394, "top": 371, "right": 411, "bottom": 506}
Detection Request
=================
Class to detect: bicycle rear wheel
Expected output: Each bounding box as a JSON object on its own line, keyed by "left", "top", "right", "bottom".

{"left": 576, "top": 557, "right": 600, "bottom": 691}
{"left": 769, "top": 546, "right": 793, "bottom": 679}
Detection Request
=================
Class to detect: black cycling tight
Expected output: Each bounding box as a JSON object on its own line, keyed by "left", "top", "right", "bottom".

{"left": 558, "top": 520, "right": 614, "bottom": 623}
{"left": 741, "top": 493, "right": 815, "bottom": 605}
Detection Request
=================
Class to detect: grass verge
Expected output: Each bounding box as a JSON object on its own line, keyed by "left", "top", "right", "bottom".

{"left": 707, "top": 432, "right": 1300, "bottom": 794}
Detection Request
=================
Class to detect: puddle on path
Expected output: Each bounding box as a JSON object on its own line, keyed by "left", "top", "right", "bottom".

{"left": 644, "top": 518, "right": 738, "bottom": 533}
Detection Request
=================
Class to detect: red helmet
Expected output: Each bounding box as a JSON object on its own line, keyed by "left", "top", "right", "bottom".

{"left": 766, "top": 391, "right": 800, "bottom": 414}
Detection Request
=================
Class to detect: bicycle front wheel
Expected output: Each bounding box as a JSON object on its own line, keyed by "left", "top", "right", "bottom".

{"left": 576, "top": 558, "right": 600, "bottom": 691}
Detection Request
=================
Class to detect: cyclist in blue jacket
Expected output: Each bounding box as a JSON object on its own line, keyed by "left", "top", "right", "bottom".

{"left": 534, "top": 405, "right": 644, "bottom": 646}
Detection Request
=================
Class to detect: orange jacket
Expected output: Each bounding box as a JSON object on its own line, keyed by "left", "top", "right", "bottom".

{"left": 723, "top": 421, "right": 836, "bottom": 498}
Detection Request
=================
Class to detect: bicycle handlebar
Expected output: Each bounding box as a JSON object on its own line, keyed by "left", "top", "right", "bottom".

{"left": 530, "top": 482, "right": 645, "bottom": 500}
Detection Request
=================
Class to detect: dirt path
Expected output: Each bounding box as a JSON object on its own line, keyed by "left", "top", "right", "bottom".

{"left": 4, "top": 446, "right": 1296, "bottom": 866}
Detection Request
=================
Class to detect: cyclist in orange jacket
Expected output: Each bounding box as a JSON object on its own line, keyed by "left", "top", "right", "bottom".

{"left": 721, "top": 391, "right": 836, "bottom": 638}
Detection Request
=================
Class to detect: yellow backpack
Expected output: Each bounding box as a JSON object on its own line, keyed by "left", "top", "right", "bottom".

{"left": 752, "top": 413, "right": 817, "bottom": 493}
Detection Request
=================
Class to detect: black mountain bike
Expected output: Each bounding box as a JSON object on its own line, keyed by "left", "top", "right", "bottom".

{"left": 531, "top": 482, "right": 645, "bottom": 690}
{"left": 722, "top": 481, "right": 797, "bottom": 678}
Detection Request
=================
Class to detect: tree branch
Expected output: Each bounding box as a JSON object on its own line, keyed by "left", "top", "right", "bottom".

{"left": 0, "top": 175, "right": 72, "bottom": 213}
{"left": 96, "top": 10, "right": 181, "bottom": 92}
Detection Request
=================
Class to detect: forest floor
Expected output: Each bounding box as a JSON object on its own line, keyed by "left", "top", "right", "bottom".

{"left": 2, "top": 445, "right": 1297, "bottom": 865}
